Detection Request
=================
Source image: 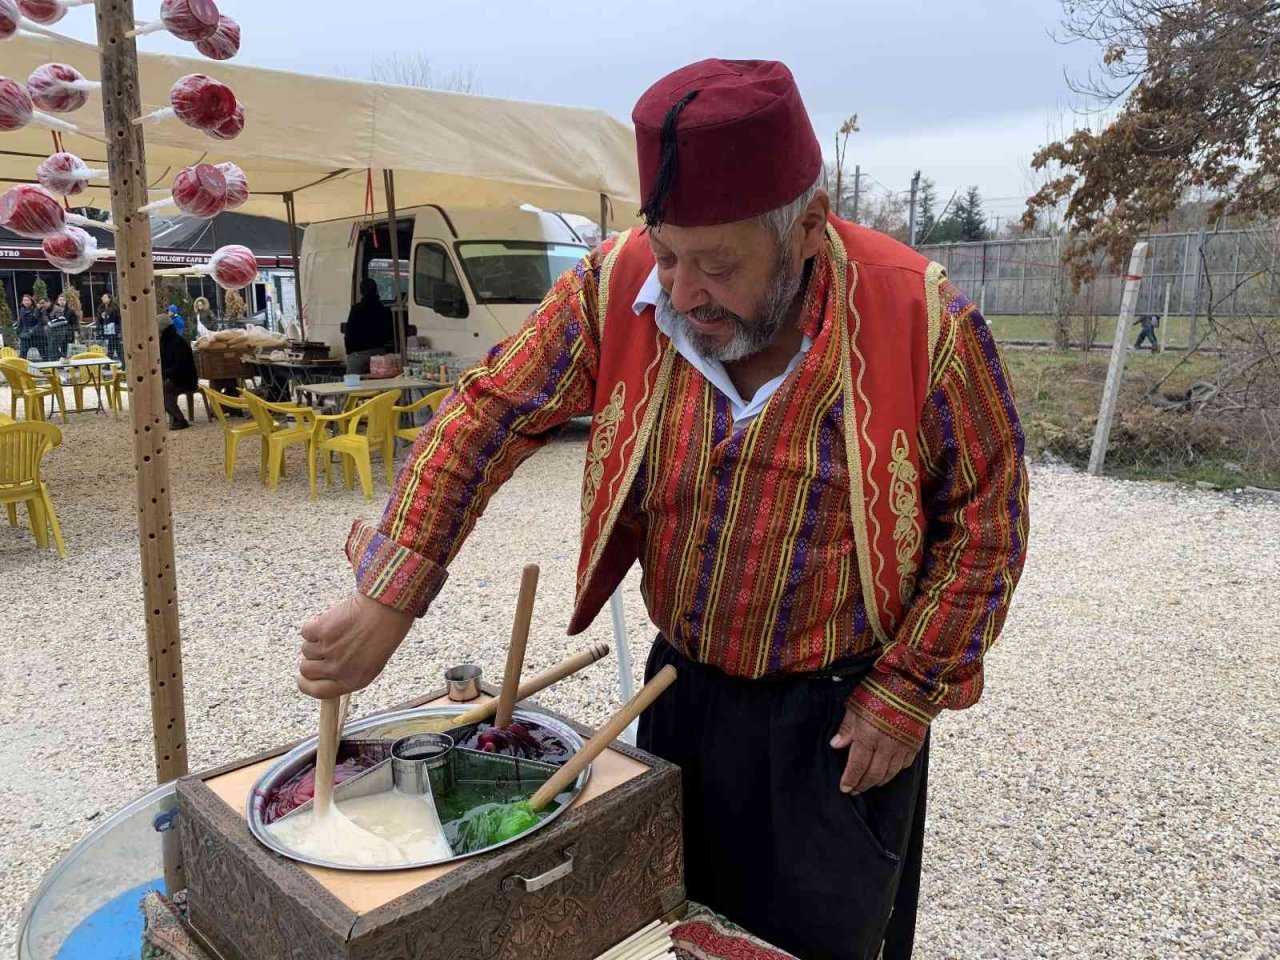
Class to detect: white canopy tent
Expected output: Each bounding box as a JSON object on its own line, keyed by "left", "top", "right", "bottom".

{"left": 1, "top": 31, "right": 640, "bottom": 226}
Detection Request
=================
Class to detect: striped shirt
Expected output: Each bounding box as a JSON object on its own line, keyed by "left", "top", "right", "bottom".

{"left": 348, "top": 239, "right": 1028, "bottom": 747}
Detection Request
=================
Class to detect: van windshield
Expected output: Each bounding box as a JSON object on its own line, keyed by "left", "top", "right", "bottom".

{"left": 455, "top": 241, "right": 587, "bottom": 304}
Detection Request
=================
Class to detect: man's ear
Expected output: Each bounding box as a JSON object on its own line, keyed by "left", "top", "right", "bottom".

{"left": 797, "top": 191, "right": 831, "bottom": 260}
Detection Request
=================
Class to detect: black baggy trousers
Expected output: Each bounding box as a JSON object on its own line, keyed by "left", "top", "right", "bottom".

{"left": 638, "top": 637, "right": 929, "bottom": 960}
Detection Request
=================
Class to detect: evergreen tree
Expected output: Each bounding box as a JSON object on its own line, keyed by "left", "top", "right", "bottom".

{"left": 958, "top": 186, "right": 988, "bottom": 241}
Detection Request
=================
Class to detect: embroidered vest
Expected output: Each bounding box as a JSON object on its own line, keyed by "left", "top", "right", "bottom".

{"left": 568, "top": 219, "right": 946, "bottom": 644}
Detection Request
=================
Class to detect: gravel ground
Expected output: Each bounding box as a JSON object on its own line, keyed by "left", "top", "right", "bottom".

{"left": 0, "top": 403, "right": 1277, "bottom": 959}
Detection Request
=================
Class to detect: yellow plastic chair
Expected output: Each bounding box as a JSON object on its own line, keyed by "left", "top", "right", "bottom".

{"left": 309, "top": 390, "right": 398, "bottom": 501}
{"left": 243, "top": 392, "right": 316, "bottom": 490}
{"left": 203, "top": 386, "right": 269, "bottom": 481}
{"left": 392, "top": 387, "right": 452, "bottom": 445}
{"left": 69, "top": 347, "right": 109, "bottom": 412}
{"left": 0, "top": 420, "right": 66, "bottom": 558}
{"left": 0, "top": 358, "right": 65, "bottom": 422}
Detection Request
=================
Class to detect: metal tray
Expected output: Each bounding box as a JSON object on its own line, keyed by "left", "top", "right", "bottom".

{"left": 246, "top": 705, "right": 588, "bottom": 872}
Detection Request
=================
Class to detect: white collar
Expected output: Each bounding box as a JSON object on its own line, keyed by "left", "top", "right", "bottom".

{"left": 631, "top": 266, "right": 811, "bottom": 427}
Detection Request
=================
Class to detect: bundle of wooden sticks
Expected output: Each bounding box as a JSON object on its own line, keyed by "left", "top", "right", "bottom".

{"left": 592, "top": 919, "right": 677, "bottom": 960}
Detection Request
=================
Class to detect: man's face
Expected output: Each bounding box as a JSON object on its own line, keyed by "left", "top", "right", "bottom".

{"left": 649, "top": 221, "right": 805, "bottom": 363}
{"left": 647, "top": 196, "right": 828, "bottom": 363}
{"left": 38, "top": 299, "right": 49, "bottom": 308}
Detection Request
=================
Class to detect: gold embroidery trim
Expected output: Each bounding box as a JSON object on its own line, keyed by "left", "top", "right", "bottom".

{"left": 580, "top": 339, "right": 676, "bottom": 592}
{"left": 888, "top": 428, "right": 923, "bottom": 605}
{"left": 829, "top": 225, "right": 891, "bottom": 644}
{"left": 925, "top": 261, "right": 945, "bottom": 369}
{"left": 580, "top": 380, "right": 626, "bottom": 534}
{"left": 596, "top": 229, "right": 632, "bottom": 342}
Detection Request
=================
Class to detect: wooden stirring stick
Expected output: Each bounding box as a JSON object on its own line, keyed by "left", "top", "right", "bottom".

{"left": 494, "top": 563, "right": 539, "bottom": 729}
{"left": 528, "top": 665, "right": 677, "bottom": 812}
{"left": 312, "top": 696, "right": 343, "bottom": 819}
{"left": 420, "top": 643, "right": 612, "bottom": 733}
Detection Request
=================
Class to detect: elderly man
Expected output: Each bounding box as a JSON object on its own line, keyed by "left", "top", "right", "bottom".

{"left": 299, "top": 59, "right": 1028, "bottom": 959}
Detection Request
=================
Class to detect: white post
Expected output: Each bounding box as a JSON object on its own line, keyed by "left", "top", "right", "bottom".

{"left": 608, "top": 588, "right": 637, "bottom": 745}
{"left": 1088, "top": 242, "right": 1150, "bottom": 476}
{"left": 1159, "top": 280, "right": 1172, "bottom": 354}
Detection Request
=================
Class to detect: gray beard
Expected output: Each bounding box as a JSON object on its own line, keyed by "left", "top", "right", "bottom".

{"left": 665, "top": 247, "right": 805, "bottom": 363}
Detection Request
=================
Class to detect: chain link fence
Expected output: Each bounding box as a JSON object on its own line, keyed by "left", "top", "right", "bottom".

{"left": 917, "top": 227, "right": 1280, "bottom": 349}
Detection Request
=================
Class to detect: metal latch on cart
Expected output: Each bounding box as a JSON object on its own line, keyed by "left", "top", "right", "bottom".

{"left": 502, "top": 845, "right": 576, "bottom": 894}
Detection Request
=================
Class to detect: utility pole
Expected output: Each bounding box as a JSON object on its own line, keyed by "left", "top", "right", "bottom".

{"left": 834, "top": 134, "right": 842, "bottom": 219}
{"left": 907, "top": 170, "right": 921, "bottom": 246}
{"left": 851, "top": 164, "right": 861, "bottom": 223}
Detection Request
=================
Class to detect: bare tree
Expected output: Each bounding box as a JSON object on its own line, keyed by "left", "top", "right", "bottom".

{"left": 336, "top": 53, "right": 481, "bottom": 93}
{"left": 1025, "top": 0, "right": 1280, "bottom": 282}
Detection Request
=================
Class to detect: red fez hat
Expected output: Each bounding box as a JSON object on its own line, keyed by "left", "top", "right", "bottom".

{"left": 633, "top": 59, "right": 822, "bottom": 228}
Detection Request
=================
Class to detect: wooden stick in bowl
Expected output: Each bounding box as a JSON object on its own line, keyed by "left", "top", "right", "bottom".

{"left": 494, "top": 563, "right": 539, "bottom": 729}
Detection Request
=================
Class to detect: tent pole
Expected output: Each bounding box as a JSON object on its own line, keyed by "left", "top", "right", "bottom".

{"left": 283, "top": 192, "right": 303, "bottom": 336}
{"left": 94, "top": 0, "right": 189, "bottom": 895}
{"left": 382, "top": 170, "right": 406, "bottom": 361}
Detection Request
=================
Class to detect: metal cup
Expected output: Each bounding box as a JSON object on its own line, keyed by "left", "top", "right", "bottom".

{"left": 391, "top": 733, "right": 456, "bottom": 796}
{"left": 445, "top": 663, "right": 482, "bottom": 702}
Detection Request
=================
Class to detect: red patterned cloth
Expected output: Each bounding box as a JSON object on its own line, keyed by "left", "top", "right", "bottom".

{"left": 672, "top": 904, "right": 799, "bottom": 960}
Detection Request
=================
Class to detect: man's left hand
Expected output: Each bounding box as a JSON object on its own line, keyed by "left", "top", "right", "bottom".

{"left": 830, "top": 707, "right": 920, "bottom": 795}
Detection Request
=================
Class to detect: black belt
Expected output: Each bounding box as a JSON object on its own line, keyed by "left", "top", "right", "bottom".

{"left": 654, "top": 634, "right": 880, "bottom": 684}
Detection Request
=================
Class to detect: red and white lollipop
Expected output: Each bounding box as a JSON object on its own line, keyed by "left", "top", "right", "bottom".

{"left": 42, "top": 225, "right": 113, "bottom": 274}
{"left": 128, "top": 0, "right": 219, "bottom": 40}
{"left": 215, "top": 161, "right": 248, "bottom": 210}
{"left": 204, "top": 101, "right": 244, "bottom": 141}
{"left": 0, "top": 185, "right": 115, "bottom": 238}
{"left": 0, "top": 0, "right": 20, "bottom": 39}
{"left": 1, "top": 0, "right": 91, "bottom": 39}
{"left": 0, "top": 76, "right": 79, "bottom": 133}
{"left": 133, "top": 73, "right": 238, "bottom": 139}
{"left": 37, "top": 152, "right": 108, "bottom": 197}
{"left": 139, "top": 162, "right": 227, "bottom": 218}
{"left": 27, "top": 63, "right": 100, "bottom": 114}
{"left": 194, "top": 14, "right": 239, "bottom": 60}
{"left": 155, "top": 243, "right": 257, "bottom": 291}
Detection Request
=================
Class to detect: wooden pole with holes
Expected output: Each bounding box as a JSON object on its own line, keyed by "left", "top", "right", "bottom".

{"left": 94, "top": 0, "right": 189, "bottom": 892}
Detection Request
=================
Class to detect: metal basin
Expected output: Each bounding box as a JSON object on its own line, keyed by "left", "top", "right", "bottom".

{"left": 247, "top": 705, "right": 587, "bottom": 871}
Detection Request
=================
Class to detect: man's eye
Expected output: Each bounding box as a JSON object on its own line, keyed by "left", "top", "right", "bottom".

{"left": 657, "top": 258, "right": 676, "bottom": 270}
{"left": 705, "top": 270, "right": 732, "bottom": 282}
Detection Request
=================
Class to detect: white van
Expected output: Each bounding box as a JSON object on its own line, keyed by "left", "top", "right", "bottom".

{"left": 300, "top": 205, "right": 589, "bottom": 364}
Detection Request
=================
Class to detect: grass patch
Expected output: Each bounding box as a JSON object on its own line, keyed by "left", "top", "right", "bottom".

{"left": 1004, "top": 348, "right": 1279, "bottom": 489}
{"left": 986, "top": 314, "right": 1251, "bottom": 349}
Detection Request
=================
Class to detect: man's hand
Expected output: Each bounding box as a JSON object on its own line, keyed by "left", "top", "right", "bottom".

{"left": 830, "top": 707, "right": 920, "bottom": 795}
{"left": 297, "top": 592, "right": 415, "bottom": 699}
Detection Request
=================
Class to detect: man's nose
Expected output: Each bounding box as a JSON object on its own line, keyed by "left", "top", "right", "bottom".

{"left": 667, "top": 264, "right": 708, "bottom": 314}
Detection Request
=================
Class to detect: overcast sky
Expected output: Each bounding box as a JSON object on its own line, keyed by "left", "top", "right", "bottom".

{"left": 59, "top": 0, "right": 1104, "bottom": 223}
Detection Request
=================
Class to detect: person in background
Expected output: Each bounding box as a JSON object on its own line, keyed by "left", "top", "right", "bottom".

{"left": 158, "top": 311, "right": 197, "bottom": 430}
{"left": 193, "top": 296, "right": 216, "bottom": 338}
{"left": 1133, "top": 313, "right": 1160, "bottom": 351}
{"left": 98, "top": 293, "right": 122, "bottom": 359}
{"left": 343, "top": 277, "right": 394, "bottom": 374}
{"left": 16, "top": 293, "right": 42, "bottom": 358}
{"left": 34, "top": 297, "right": 54, "bottom": 358}
{"left": 166, "top": 303, "right": 186, "bottom": 337}
{"left": 48, "top": 293, "right": 78, "bottom": 358}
